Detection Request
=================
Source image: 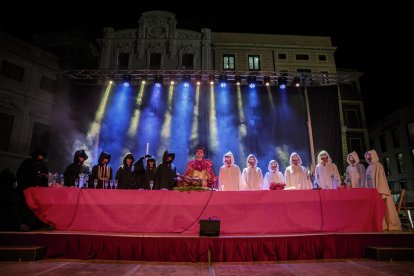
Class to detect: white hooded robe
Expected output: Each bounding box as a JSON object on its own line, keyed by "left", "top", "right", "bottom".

{"left": 284, "top": 152, "right": 312, "bottom": 190}
{"left": 314, "top": 150, "right": 341, "bottom": 189}
{"left": 218, "top": 151, "right": 243, "bottom": 191}
{"left": 242, "top": 154, "right": 263, "bottom": 190}
{"left": 262, "top": 160, "right": 285, "bottom": 190}
{"left": 365, "top": 149, "right": 401, "bottom": 231}
{"left": 346, "top": 151, "right": 367, "bottom": 188}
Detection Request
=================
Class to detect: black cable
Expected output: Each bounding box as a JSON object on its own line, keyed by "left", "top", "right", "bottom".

{"left": 177, "top": 189, "right": 215, "bottom": 233}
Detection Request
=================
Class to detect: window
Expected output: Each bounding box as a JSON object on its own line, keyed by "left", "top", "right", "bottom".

{"left": 181, "top": 54, "right": 193, "bottom": 69}
{"left": 407, "top": 122, "right": 414, "bottom": 145}
{"left": 383, "top": 157, "right": 391, "bottom": 176}
{"left": 346, "top": 132, "right": 367, "bottom": 159}
{"left": 30, "top": 122, "right": 50, "bottom": 154}
{"left": 340, "top": 83, "right": 358, "bottom": 94}
{"left": 223, "top": 55, "right": 235, "bottom": 70}
{"left": 150, "top": 53, "right": 162, "bottom": 69}
{"left": 391, "top": 128, "right": 400, "bottom": 148}
{"left": 40, "top": 76, "right": 57, "bottom": 94}
{"left": 344, "top": 107, "right": 361, "bottom": 128}
{"left": 248, "top": 55, "right": 260, "bottom": 71}
{"left": 318, "top": 55, "right": 327, "bottom": 61}
{"left": 296, "top": 54, "right": 309, "bottom": 60}
{"left": 278, "top": 53, "right": 286, "bottom": 60}
{"left": 396, "top": 153, "right": 406, "bottom": 173}
{"left": 118, "top": 53, "right": 129, "bottom": 69}
{"left": 297, "top": 68, "right": 312, "bottom": 73}
{"left": 1, "top": 60, "right": 24, "bottom": 82}
{"left": 0, "top": 112, "right": 14, "bottom": 151}
{"left": 380, "top": 134, "right": 387, "bottom": 152}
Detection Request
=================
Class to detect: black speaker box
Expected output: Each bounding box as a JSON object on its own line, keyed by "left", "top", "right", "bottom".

{"left": 199, "top": 219, "right": 220, "bottom": 236}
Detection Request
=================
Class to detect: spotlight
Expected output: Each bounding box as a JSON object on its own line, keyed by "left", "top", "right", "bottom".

{"left": 209, "top": 74, "right": 215, "bottom": 85}
{"left": 293, "top": 76, "right": 301, "bottom": 87}
{"left": 218, "top": 75, "right": 227, "bottom": 88}
{"left": 278, "top": 74, "right": 288, "bottom": 90}
{"left": 141, "top": 75, "right": 147, "bottom": 84}
{"left": 196, "top": 74, "right": 202, "bottom": 85}
{"left": 182, "top": 74, "right": 191, "bottom": 87}
{"left": 169, "top": 75, "right": 175, "bottom": 85}
{"left": 235, "top": 75, "right": 242, "bottom": 85}
{"left": 154, "top": 75, "right": 163, "bottom": 87}
{"left": 247, "top": 76, "right": 256, "bottom": 88}
{"left": 264, "top": 76, "right": 271, "bottom": 86}
{"left": 122, "top": 75, "right": 131, "bottom": 87}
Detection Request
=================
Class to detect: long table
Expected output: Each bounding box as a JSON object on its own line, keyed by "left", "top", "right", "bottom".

{"left": 24, "top": 188, "right": 385, "bottom": 234}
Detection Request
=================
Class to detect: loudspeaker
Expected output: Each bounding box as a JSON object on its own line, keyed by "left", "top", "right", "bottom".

{"left": 199, "top": 219, "right": 220, "bottom": 236}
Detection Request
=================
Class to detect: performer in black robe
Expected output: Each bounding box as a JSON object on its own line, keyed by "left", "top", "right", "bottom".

{"left": 156, "top": 150, "right": 178, "bottom": 190}
{"left": 115, "top": 152, "right": 136, "bottom": 189}
{"left": 90, "top": 151, "right": 113, "bottom": 189}
{"left": 16, "top": 148, "right": 49, "bottom": 191}
{"left": 63, "top": 149, "right": 90, "bottom": 187}
{"left": 8, "top": 148, "right": 54, "bottom": 231}
{"left": 134, "top": 155, "right": 157, "bottom": 190}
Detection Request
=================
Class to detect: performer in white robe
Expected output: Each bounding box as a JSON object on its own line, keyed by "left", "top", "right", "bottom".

{"left": 314, "top": 150, "right": 341, "bottom": 189}
{"left": 218, "top": 151, "right": 243, "bottom": 191}
{"left": 242, "top": 154, "right": 263, "bottom": 190}
{"left": 284, "top": 152, "right": 312, "bottom": 190}
{"left": 262, "top": 160, "right": 284, "bottom": 190}
{"left": 345, "top": 151, "right": 367, "bottom": 188}
{"left": 365, "top": 149, "right": 401, "bottom": 231}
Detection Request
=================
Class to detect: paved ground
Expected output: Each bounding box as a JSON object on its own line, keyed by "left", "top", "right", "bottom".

{"left": 1, "top": 258, "right": 413, "bottom": 275}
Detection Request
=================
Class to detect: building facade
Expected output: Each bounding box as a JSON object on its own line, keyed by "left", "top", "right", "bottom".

{"left": 0, "top": 30, "right": 59, "bottom": 172}
{"left": 368, "top": 105, "right": 414, "bottom": 203}
{"left": 98, "top": 10, "right": 367, "bottom": 172}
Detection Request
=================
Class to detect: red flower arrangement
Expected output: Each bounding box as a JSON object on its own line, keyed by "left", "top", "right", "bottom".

{"left": 269, "top": 182, "right": 286, "bottom": 190}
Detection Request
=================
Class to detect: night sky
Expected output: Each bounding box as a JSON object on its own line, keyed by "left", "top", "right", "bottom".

{"left": 2, "top": 4, "right": 412, "bottom": 125}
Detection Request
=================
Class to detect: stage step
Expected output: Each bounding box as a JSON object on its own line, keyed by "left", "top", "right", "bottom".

{"left": 0, "top": 246, "right": 46, "bottom": 261}
{"left": 365, "top": 246, "right": 414, "bottom": 261}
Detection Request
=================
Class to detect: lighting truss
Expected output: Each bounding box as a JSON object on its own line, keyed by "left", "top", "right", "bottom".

{"left": 60, "top": 69, "right": 361, "bottom": 86}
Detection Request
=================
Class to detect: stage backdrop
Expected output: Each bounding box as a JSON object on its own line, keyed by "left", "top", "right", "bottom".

{"left": 49, "top": 83, "right": 341, "bottom": 178}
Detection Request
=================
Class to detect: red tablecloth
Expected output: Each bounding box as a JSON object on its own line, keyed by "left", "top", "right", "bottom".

{"left": 24, "top": 188, "right": 385, "bottom": 234}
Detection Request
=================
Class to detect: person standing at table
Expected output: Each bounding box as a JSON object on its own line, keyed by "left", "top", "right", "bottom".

{"left": 284, "top": 152, "right": 312, "bottom": 190}
{"left": 64, "top": 149, "right": 90, "bottom": 187}
{"left": 16, "top": 147, "right": 49, "bottom": 191}
{"left": 314, "top": 150, "right": 341, "bottom": 189}
{"left": 365, "top": 149, "right": 401, "bottom": 231}
{"left": 144, "top": 156, "right": 158, "bottom": 190}
{"left": 242, "top": 154, "right": 263, "bottom": 190}
{"left": 262, "top": 160, "right": 285, "bottom": 190}
{"left": 90, "top": 151, "right": 112, "bottom": 189}
{"left": 14, "top": 148, "right": 54, "bottom": 230}
{"left": 156, "top": 150, "right": 178, "bottom": 190}
{"left": 345, "top": 151, "right": 366, "bottom": 188}
{"left": 218, "top": 151, "right": 243, "bottom": 191}
{"left": 180, "top": 146, "right": 217, "bottom": 188}
{"left": 115, "top": 152, "right": 135, "bottom": 189}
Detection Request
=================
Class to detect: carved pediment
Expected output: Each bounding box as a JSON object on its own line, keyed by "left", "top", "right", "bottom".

{"left": 138, "top": 11, "right": 177, "bottom": 39}
{"left": 176, "top": 30, "right": 201, "bottom": 40}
